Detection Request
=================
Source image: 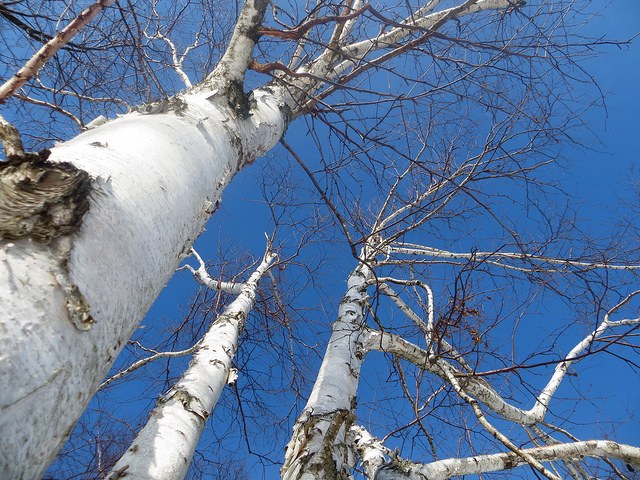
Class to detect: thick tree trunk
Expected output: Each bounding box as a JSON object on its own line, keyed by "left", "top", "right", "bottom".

{"left": 0, "top": 86, "right": 288, "bottom": 479}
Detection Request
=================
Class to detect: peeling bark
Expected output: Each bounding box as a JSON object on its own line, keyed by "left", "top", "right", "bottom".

{"left": 0, "top": 86, "right": 288, "bottom": 479}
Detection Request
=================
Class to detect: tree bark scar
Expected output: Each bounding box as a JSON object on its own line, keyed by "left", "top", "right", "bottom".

{"left": 0, "top": 150, "right": 91, "bottom": 242}
{"left": 226, "top": 79, "right": 255, "bottom": 119}
{"left": 1, "top": 151, "right": 94, "bottom": 330}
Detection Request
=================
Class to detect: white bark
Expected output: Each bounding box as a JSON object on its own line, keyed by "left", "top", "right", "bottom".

{"left": 295, "top": 0, "right": 518, "bottom": 105}
{"left": 387, "top": 244, "right": 640, "bottom": 272}
{"left": 528, "top": 290, "right": 640, "bottom": 422}
{"left": 349, "top": 425, "right": 640, "bottom": 480}
{"left": 107, "top": 251, "right": 276, "bottom": 480}
{"left": 336, "top": 0, "right": 510, "bottom": 64}
{"left": 0, "top": 3, "right": 276, "bottom": 476}
{"left": 281, "top": 263, "right": 372, "bottom": 480}
{"left": 1, "top": 0, "right": 617, "bottom": 478}
{"left": 364, "top": 330, "right": 536, "bottom": 425}
{"left": 413, "top": 441, "right": 640, "bottom": 480}
{"left": 347, "top": 426, "right": 390, "bottom": 478}
{"left": 0, "top": 0, "right": 118, "bottom": 102}
{"left": 181, "top": 248, "right": 245, "bottom": 294}
{"left": 0, "top": 86, "right": 288, "bottom": 479}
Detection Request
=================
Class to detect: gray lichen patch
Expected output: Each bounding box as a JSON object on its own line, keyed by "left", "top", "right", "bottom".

{"left": 134, "top": 95, "right": 189, "bottom": 116}
{"left": 0, "top": 153, "right": 91, "bottom": 243}
{"left": 166, "top": 389, "right": 209, "bottom": 422}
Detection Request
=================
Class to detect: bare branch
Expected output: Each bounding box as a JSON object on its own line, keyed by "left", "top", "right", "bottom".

{"left": 349, "top": 424, "right": 640, "bottom": 480}
{"left": 364, "top": 329, "right": 536, "bottom": 425}
{"left": 181, "top": 248, "right": 245, "bottom": 294}
{"left": 0, "top": 0, "right": 117, "bottom": 103}
{"left": 109, "top": 243, "right": 277, "bottom": 477}
{"left": 441, "top": 359, "right": 561, "bottom": 479}
{"left": 99, "top": 342, "right": 202, "bottom": 389}
{"left": 387, "top": 244, "right": 640, "bottom": 272}
{"left": 530, "top": 290, "right": 640, "bottom": 421}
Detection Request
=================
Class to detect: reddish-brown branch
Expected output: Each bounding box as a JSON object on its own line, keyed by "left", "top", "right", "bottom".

{"left": 257, "top": 3, "right": 370, "bottom": 41}
{"left": 0, "top": 0, "right": 117, "bottom": 103}
{"left": 249, "top": 59, "right": 304, "bottom": 77}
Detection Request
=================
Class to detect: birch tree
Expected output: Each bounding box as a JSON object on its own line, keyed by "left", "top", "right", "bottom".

{"left": 0, "top": 0, "right": 638, "bottom": 479}
{"left": 278, "top": 143, "right": 640, "bottom": 478}
{"left": 105, "top": 245, "right": 276, "bottom": 480}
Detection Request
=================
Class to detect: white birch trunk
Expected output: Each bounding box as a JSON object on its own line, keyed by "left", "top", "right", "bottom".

{"left": 281, "top": 263, "right": 371, "bottom": 480}
{"left": 0, "top": 86, "right": 288, "bottom": 479}
{"left": 107, "top": 251, "right": 276, "bottom": 480}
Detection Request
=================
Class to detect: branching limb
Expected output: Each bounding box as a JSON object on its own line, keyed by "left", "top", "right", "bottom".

{"left": 108, "top": 243, "right": 277, "bottom": 478}
{"left": 375, "top": 278, "right": 435, "bottom": 343}
{"left": 277, "top": 0, "right": 521, "bottom": 113}
{"left": 417, "top": 440, "right": 640, "bottom": 480}
{"left": 99, "top": 342, "right": 202, "bottom": 389}
{"left": 146, "top": 1, "right": 199, "bottom": 89}
{"left": 257, "top": 1, "right": 366, "bottom": 41}
{"left": 13, "top": 93, "right": 83, "bottom": 128}
{"left": 369, "top": 281, "right": 472, "bottom": 372}
{"left": 348, "top": 425, "right": 393, "bottom": 478}
{"left": 337, "top": 0, "right": 516, "bottom": 63}
{"left": 206, "top": 0, "right": 268, "bottom": 86}
{"left": 529, "top": 290, "right": 640, "bottom": 421}
{"left": 348, "top": 424, "right": 640, "bottom": 480}
{"left": 146, "top": 31, "right": 196, "bottom": 88}
{"left": 364, "top": 329, "right": 536, "bottom": 425}
{"left": 34, "top": 79, "right": 130, "bottom": 109}
{"left": 180, "top": 248, "right": 245, "bottom": 294}
{"left": 301, "top": 0, "right": 519, "bottom": 104}
{"left": 365, "top": 284, "right": 640, "bottom": 441}
{"left": 0, "top": 0, "right": 117, "bottom": 102}
{"left": 441, "top": 360, "right": 561, "bottom": 480}
{"left": 528, "top": 425, "right": 591, "bottom": 480}
{"left": 386, "top": 244, "right": 640, "bottom": 272}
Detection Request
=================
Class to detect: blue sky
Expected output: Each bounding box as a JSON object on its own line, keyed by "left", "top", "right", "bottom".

{"left": 32, "top": 1, "right": 640, "bottom": 478}
{"left": 151, "top": 4, "right": 640, "bottom": 474}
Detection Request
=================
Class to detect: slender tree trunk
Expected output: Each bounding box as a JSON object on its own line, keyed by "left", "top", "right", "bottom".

{"left": 107, "top": 251, "right": 276, "bottom": 480}
{"left": 0, "top": 86, "right": 288, "bottom": 479}
{"left": 281, "top": 263, "right": 371, "bottom": 479}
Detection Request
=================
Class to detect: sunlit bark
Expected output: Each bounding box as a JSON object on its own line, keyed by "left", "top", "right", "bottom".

{"left": 281, "top": 262, "right": 371, "bottom": 479}
{"left": 349, "top": 425, "right": 640, "bottom": 480}
{"left": 0, "top": 1, "right": 281, "bottom": 477}
{"left": 108, "top": 249, "right": 276, "bottom": 479}
{"left": 1, "top": 0, "right": 637, "bottom": 478}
